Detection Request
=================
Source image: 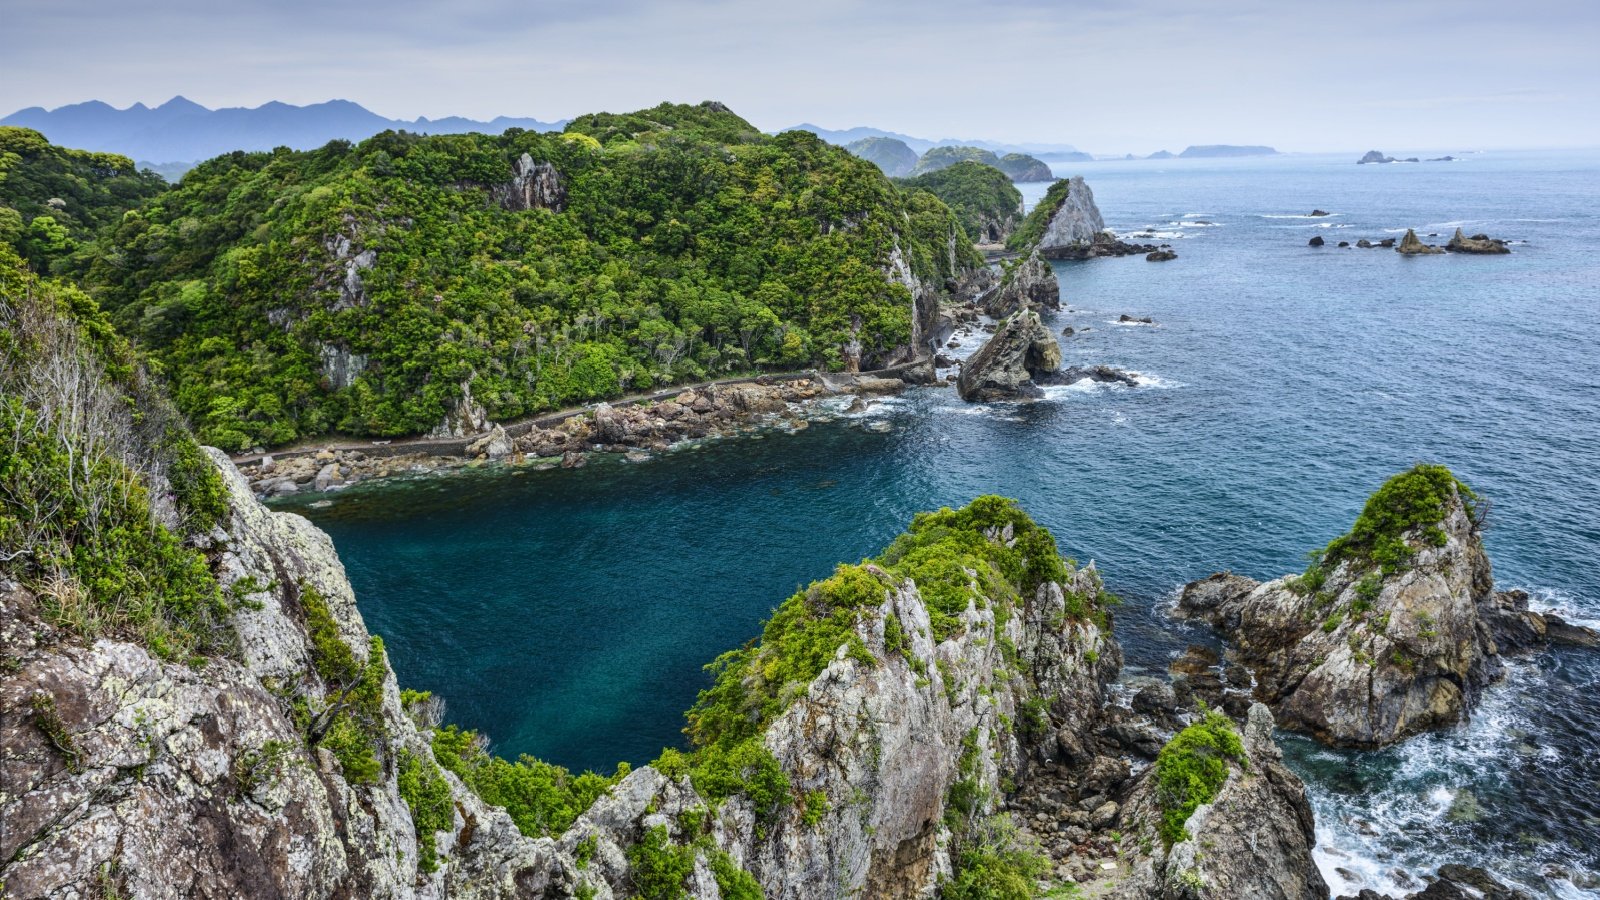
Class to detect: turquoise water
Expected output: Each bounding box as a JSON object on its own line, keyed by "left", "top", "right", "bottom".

{"left": 280, "top": 150, "right": 1600, "bottom": 896}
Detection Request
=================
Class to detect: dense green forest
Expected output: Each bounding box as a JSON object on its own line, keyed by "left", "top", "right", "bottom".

{"left": 0, "top": 126, "right": 167, "bottom": 271}
{"left": 896, "top": 162, "right": 1022, "bottom": 243}
{"left": 1, "top": 103, "right": 982, "bottom": 451}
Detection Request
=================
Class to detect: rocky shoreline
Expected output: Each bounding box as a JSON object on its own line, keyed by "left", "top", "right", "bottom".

{"left": 240, "top": 372, "right": 915, "bottom": 499}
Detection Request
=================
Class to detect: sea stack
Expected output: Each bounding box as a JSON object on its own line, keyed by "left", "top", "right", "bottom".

{"left": 1396, "top": 229, "right": 1444, "bottom": 255}
{"left": 1175, "top": 465, "right": 1598, "bottom": 748}
{"left": 956, "top": 309, "right": 1062, "bottom": 401}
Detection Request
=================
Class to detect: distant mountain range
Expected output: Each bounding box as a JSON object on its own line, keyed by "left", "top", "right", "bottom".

{"left": 1, "top": 97, "right": 566, "bottom": 171}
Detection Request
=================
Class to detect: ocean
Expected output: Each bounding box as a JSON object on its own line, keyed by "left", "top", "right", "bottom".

{"left": 278, "top": 149, "right": 1600, "bottom": 896}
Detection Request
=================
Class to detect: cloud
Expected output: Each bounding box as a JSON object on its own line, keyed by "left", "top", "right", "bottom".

{"left": 3, "top": 0, "right": 1598, "bottom": 151}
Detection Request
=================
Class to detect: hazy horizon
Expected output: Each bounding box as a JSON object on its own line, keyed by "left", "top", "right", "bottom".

{"left": 5, "top": 0, "right": 1599, "bottom": 155}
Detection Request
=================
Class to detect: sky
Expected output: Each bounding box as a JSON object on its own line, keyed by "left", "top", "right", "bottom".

{"left": 4, "top": 0, "right": 1598, "bottom": 153}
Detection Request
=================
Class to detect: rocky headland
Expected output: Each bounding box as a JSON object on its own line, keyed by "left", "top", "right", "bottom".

{"left": 1175, "top": 465, "right": 1597, "bottom": 748}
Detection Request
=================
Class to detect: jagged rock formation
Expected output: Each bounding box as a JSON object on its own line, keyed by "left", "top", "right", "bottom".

{"left": 1035, "top": 176, "right": 1105, "bottom": 253}
{"left": 1177, "top": 466, "right": 1598, "bottom": 747}
{"left": 494, "top": 152, "right": 566, "bottom": 212}
{"left": 956, "top": 310, "right": 1062, "bottom": 401}
{"left": 1015, "top": 176, "right": 1158, "bottom": 259}
{"left": 1338, "top": 864, "right": 1534, "bottom": 900}
{"left": 1, "top": 451, "right": 567, "bottom": 898}
{"left": 1445, "top": 228, "right": 1510, "bottom": 254}
{"left": 1111, "top": 705, "right": 1329, "bottom": 900}
{"left": 1396, "top": 229, "right": 1444, "bottom": 255}
{"left": 983, "top": 249, "right": 1059, "bottom": 317}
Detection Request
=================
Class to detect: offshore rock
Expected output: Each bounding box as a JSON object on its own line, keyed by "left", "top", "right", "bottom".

{"left": 1177, "top": 476, "right": 1595, "bottom": 747}
{"left": 1038, "top": 365, "right": 1141, "bottom": 388}
{"left": 1035, "top": 175, "right": 1106, "bottom": 254}
{"left": 1338, "top": 863, "right": 1535, "bottom": 900}
{"left": 983, "top": 249, "right": 1060, "bottom": 317}
{"left": 1396, "top": 229, "right": 1444, "bottom": 255}
{"left": 1446, "top": 228, "right": 1511, "bottom": 254}
{"left": 957, "top": 309, "right": 1062, "bottom": 401}
{"left": 1111, "top": 704, "right": 1329, "bottom": 900}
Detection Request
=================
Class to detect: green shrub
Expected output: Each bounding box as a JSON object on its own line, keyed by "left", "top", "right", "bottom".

{"left": 297, "top": 582, "right": 388, "bottom": 782}
{"left": 1153, "top": 709, "right": 1245, "bottom": 847}
{"left": 943, "top": 814, "right": 1052, "bottom": 900}
{"left": 710, "top": 851, "right": 765, "bottom": 900}
{"left": 626, "top": 825, "right": 695, "bottom": 900}
{"left": 397, "top": 749, "right": 455, "bottom": 873}
{"left": 1313, "top": 464, "right": 1476, "bottom": 577}
{"left": 431, "top": 725, "right": 623, "bottom": 838}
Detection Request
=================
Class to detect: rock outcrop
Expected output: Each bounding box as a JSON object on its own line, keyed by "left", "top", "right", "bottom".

{"left": 996, "top": 153, "right": 1054, "bottom": 182}
{"left": 1111, "top": 704, "right": 1329, "bottom": 900}
{"left": 1176, "top": 466, "right": 1597, "bottom": 747}
{"left": 494, "top": 152, "right": 566, "bottom": 212}
{"left": 1358, "top": 150, "right": 1397, "bottom": 164}
{"left": 1039, "top": 365, "right": 1142, "bottom": 389}
{"left": 1031, "top": 176, "right": 1158, "bottom": 259}
{"left": 1, "top": 451, "right": 565, "bottom": 898}
{"left": 983, "top": 249, "right": 1059, "bottom": 317}
{"left": 956, "top": 309, "right": 1062, "bottom": 401}
{"left": 1396, "top": 229, "right": 1444, "bottom": 255}
{"left": 1445, "top": 228, "right": 1510, "bottom": 254}
{"left": 1035, "top": 175, "right": 1106, "bottom": 255}
{"left": 1339, "top": 864, "right": 1534, "bottom": 900}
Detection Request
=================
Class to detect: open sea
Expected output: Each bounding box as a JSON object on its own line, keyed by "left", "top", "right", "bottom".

{"left": 277, "top": 150, "right": 1600, "bottom": 897}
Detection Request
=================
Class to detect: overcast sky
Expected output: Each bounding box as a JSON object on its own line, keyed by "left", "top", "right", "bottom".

{"left": 5, "top": 0, "right": 1597, "bottom": 153}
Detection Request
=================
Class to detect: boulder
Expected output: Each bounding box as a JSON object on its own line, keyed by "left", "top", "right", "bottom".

{"left": 1110, "top": 705, "right": 1329, "bottom": 899}
{"left": 1397, "top": 229, "right": 1444, "bottom": 255}
{"left": 1309, "top": 235, "right": 1325, "bottom": 247}
{"left": 1038, "top": 365, "right": 1141, "bottom": 388}
{"left": 464, "top": 423, "right": 513, "bottom": 459}
{"left": 1145, "top": 249, "right": 1177, "bottom": 261}
{"left": 1310, "top": 209, "right": 1332, "bottom": 217}
{"left": 1445, "top": 228, "right": 1511, "bottom": 254}
{"left": 956, "top": 310, "right": 1062, "bottom": 401}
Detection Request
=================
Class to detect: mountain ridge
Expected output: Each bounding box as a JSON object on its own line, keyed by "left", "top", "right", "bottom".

{"left": 2, "top": 96, "right": 567, "bottom": 169}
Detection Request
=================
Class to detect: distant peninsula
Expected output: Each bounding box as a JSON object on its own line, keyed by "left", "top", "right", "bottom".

{"left": 1177, "top": 144, "right": 1279, "bottom": 158}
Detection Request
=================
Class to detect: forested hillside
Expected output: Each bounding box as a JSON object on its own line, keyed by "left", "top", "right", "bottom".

{"left": 897, "top": 162, "right": 1023, "bottom": 243}
{"left": 49, "top": 101, "right": 978, "bottom": 450}
{"left": 0, "top": 126, "right": 168, "bottom": 272}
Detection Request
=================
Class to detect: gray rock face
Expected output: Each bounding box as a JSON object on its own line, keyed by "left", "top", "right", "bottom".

{"left": 1111, "top": 704, "right": 1329, "bottom": 900}
{"left": 1035, "top": 176, "right": 1107, "bottom": 255}
{"left": 956, "top": 310, "right": 1063, "bottom": 401}
{"left": 1177, "top": 483, "right": 1594, "bottom": 747}
{"left": 0, "top": 450, "right": 564, "bottom": 899}
{"left": 983, "top": 249, "right": 1059, "bottom": 317}
{"left": 495, "top": 153, "right": 566, "bottom": 212}
{"left": 430, "top": 378, "right": 492, "bottom": 438}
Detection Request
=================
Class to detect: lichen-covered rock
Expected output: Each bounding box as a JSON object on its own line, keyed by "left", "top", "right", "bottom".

{"left": 0, "top": 451, "right": 566, "bottom": 899}
{"left": 956, "top": 310, "right": 1062, "bottom": 401}
{"left": 1176, "top": 467, "right": 1596, "bottom": 747}
{"left": 1111, "top": 704, "right": 1329, "bottom": 900}
{"left": 494, "top": 153, "right": 566, "bottom": 212}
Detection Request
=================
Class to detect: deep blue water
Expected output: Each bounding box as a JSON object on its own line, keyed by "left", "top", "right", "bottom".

{"left": 279, "top": 150, "right": 1600, "bottom": 897}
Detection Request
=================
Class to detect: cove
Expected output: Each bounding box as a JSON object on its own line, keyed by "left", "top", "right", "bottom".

{"left": 280, "top": 150, "right": 1600, "bottom": 894}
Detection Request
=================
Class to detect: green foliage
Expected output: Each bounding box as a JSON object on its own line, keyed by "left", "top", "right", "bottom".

{"left": 1006, "top": 179, "right": 1073, "bottom": 251}
{"left": 943, "top": 814, "right": 1053, "bottom": 900}
{"left": 29, "top": 692, "right": 82, "bottom": 772}
{"left": 298, "top": 582, "right": 388, "bottom": 782}
{"left": 1017, "top": 696, "right": 1051, "bottom": 740}
{"left": 896, "top": 162, "right": 1021, "bottom": 243}
{"left": 67, "top": 105, "right": 978, "bottom": 449}
{"left": 1153, "top": 709, "right": 1246, "bottom": 847}
{"left": 626, "top": 824, "right": 696, "bottom": 900}
{"left": 710, "top": 851, "right": 765, "bottom": 900}
{"left": 397, "top": 748, "right": 456, "bottom": 873}
{"left": 0, "top": 126, "right": 167, "bottom": 271}
{"left": 233, "top": 739, "right": 296, "bottom": 797}
{"left": 574, "top": 834, "right": 599, "bottom": 869}
{"left": 801, "top": 789, "right": 829, "bottom": 827}
{"left": 431, "top": 724, "right": 624, "bottom": 838}
{"left": 0, "top": 245, "right": 226, "bottom": 659}
{"left": 1313, "top": 464, "right": 1476, "bottom": 578}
